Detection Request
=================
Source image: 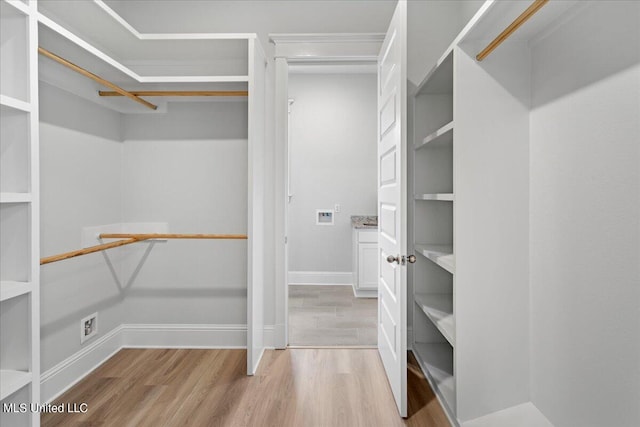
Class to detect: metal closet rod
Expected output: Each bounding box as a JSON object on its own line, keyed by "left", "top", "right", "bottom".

{"left": 38, "top": 47, "right": 158, "bottom": 110}
{"left": 99, "top": 90, "right": 249, "bottom": 97}
{"left": 40, "top": 233, "right": 248, "bottom": 265}
{"left": 476, "top": 0, "right": 549, "bottom": 62}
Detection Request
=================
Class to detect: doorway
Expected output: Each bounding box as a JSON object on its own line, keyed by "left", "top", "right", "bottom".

{"left": 270, "top": 34, "right": 385, "bottom": 349}
{"left": 286, "top": 66, "right": 378, "bottom": 346}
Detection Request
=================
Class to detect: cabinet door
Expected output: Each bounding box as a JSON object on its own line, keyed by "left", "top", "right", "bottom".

{"left": 358, "top": 243, "right": 378, "bottom": 289}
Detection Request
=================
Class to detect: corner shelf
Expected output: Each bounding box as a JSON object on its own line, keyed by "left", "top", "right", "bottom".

{"left": 413, "top": 342, "right": 456, "bottom": 416}
{"left": 0, "top": 369, "right": 32, "bottom": 401}
{"left": 0, "top": 281, "right": 32, "bottom": 302}
{"left": 415, "top": 193, "right": 454, "bottom": 201}
{"left": 415, "top": 244, "right": 455, "bottom": 274}
{"left": 414, "top": 293, "right": 455, "bottom": 346}
{"left": 415, "top": 121, "right": 453, "bottom": 150}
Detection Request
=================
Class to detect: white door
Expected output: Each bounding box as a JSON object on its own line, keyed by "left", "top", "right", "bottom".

{"left": 377, "top": 0, "right": 408, "bottom": 417}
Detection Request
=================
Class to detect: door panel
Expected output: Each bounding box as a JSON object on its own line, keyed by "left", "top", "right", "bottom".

{"left": 377, "top": 0, "right": 408, "bottom": 417}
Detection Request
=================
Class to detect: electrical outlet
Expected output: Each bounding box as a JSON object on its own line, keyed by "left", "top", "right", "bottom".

{"left": 80, "top": 312, "right": 98, "bottom": 344}
{"left": 335, "top": 204, "right": 340, "bottom": 213}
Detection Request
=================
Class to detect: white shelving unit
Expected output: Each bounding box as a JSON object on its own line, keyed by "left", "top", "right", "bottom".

{"left": 409, "top": 1, "right": 638, "bottom": 426}
{"left": 0, "top": 0, "right": 40, "bottom": 425}
{"left": 409, "top": 30, "right": 456, "bottom": 422}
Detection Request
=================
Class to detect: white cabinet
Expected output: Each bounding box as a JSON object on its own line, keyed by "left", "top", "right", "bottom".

{"left": 352, "top": 228, "right": 378, "bottom": 297}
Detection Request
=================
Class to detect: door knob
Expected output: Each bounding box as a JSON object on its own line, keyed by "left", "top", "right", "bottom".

{"left": 386, "top": 254, "right": 400, "bottom": 264}
{"left": 406, "top": 255, "right": 416, "bottom": 264}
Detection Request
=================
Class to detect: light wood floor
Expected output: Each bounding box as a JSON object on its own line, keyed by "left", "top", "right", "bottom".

{"left": 289, "top": 285, "right": 377, "bottom": 346}
{"left": 42, "top": 349, "right": 450, "bottom": 427}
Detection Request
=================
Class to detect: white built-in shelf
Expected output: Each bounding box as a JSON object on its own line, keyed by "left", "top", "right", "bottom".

{"left": 0, "top": 95, "right": 31, "bottom": 112}
{"left": 462, "top": 402, "right": 554, "bottom": 427}
{"left": 0, "top": 281, "right": 32, "bottom": 302}
{"left": 0, "top": 193, "right": 32, "bottom": 203}
{"left": 413, "top": 342, "right": 456, "bottom": 415}
{"left": 414, "top": 293, "right": 455, "bottom": 346}
{"left": 0, "top": 369, "right": 32, "bottom": 401}
{"left": 416, "top": 49, "right": 453, "bottom": 95}
{"left": 415, "top": 244, "right": 455, "bottom": 274}
{"left": 415, "top": 193, "right": 454, "bottom": 202}
{"left": 415, "top": 121, "right": 454, "bottom": 150}
{"left": 2, "top": 0, "right": 30, "bottom": 16}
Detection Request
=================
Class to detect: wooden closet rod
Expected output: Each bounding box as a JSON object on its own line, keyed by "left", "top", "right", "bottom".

{"left": 99, "top": 233, "right": 248, "bottom": 240}
{"left": 40, "top": 233, "right": 247, "bottom": 265}
{"left": 476, "top": 0, "right": 548, "bottom": 61}
{"left": 40, "top": 237, "right": 148, "bottom": 265}
{"left": 98, "top": 90, "right": 249, "bottom": 97}
{"left": 38, "top": 47, "right": 158, "bottom": 110}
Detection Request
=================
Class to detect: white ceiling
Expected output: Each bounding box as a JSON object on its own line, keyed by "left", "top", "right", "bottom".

{"left": 103, "top": 0, "right": 397, "bottom": 40}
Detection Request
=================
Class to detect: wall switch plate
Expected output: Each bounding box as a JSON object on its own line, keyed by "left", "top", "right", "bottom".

{"left": 335, "top": 204, "right": 340, "bottom": 213}
{"left": 81, "top": 312, "right": 98, "bottom": 344}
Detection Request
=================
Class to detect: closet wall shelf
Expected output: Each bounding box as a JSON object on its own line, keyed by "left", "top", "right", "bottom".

{"left": 412, "top": 343, "right": 456, "bottom": 416}
{"left": 415, "top": 293, "right": 455, "bottom": 345}
{"left": 415, "top": 244, "right": 455, "bottom": 274}
{"left": 0, "top": 95, "right": 32, "bottom": 112}
{"left": 0, "top": 370, "right": 32, "bottom": 401}
{"left": 0, "top": 193, "right": 32, "bottom": 203}
{"left": 415, "top": 121, "right": 453, "bottom": 150}
{"left": 0, "top": 281, "right": 33, "bottom": 302}
{"left": 415, "top": 193, "right": 454, "bottom": 201}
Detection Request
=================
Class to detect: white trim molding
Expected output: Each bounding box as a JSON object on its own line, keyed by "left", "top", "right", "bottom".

{"left": 288, "top": 271, "right": 354, "bottom": 285}
{"left": 270, "top": 33, "right": 384, "bottom": 60}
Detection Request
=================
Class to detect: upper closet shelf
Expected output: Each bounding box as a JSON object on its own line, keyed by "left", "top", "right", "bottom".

{"left": 461, "top": 0, "right": 580, "bottom": 47}
{"left": 37, "top": 0, "right": 259, "bottom": 113}
{"left": 0, "top": 95, "right": 31, "bottom": 113}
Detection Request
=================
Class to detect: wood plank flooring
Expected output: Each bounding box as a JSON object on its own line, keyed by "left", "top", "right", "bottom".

{"left": 289, "top": 285, "right": 377, "bottom": 346}
{"left": 42, "top": 349, "right": 450, "bottom": 427}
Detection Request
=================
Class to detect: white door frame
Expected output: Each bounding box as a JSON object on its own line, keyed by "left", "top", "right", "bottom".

{"left": 270, "top": 33, "right": 384, "bottom": 348}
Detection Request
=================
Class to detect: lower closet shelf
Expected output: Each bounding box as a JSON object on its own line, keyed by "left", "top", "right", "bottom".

{"left": 412, "top": 342, "right": 456, "bottom": 414}
{"left": 415, "top": 244, "right": 455, "bottom": 274}
{"left": 462, "top": 402, "right": 554, "bottom": 427}
{"left": 414, "top": 293, "right": 455, "bottom": 345}
{"left": 0, "top": 281, "right": 33, "bottom": 302}
{"left": 0, "top": 370, "right": 32, "bottom": 401}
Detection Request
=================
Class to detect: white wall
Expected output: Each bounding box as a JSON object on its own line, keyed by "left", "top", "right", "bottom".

{"left": 529, "top": 2, "right": 640, "bottom": 426}
{"left": 287, "top": 73, "right": 377, "bottom": 274}
{"left": 121, "top": 102, "right": 248, "bottom": 325}
{"left": 39, "top": 83, "right": 124, "bottom": 372}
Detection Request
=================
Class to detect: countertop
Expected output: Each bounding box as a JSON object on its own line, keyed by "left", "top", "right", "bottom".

{"left": 351, "top": 215, "right": 378, "bottom": 229}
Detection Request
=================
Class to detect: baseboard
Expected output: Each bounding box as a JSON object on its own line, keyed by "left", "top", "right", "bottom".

{"left": 122, "top": 324, "right": 248, "bottom": 349}
{"left": 41, "top": 325, "right": 124, "bottom": 403}
{"left": 288, "top": 271, "right": 353, "bottom": 285}
{"left": 41, "top": 323, "right": 276, "bottom": 403}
